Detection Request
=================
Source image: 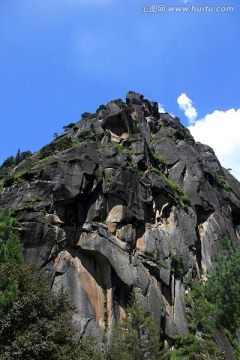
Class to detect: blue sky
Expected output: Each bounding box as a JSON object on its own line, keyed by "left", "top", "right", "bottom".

{"left": 1, "top": 0, "right": 240, "bottom": 178}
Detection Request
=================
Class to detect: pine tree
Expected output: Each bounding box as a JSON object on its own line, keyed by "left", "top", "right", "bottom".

{"left": 107, "top": 291, "right": 161, "bottom": 360}
{"left": 0, "top": 204, "right": 102, "bottom": 359}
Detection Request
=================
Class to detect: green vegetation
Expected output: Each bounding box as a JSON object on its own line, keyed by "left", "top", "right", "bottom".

{"left": 160, "top": 238, "right": 240, "bottom": 359}
{"left": 12, "top": 197, "right": 41, "bottom": 215}
{"left": 78, "top": 130, "right": 93, "bottom": 142}
{"left": 0, "top": 198, "right": 165, "bottom": 360}
{"left": 53, "top": 132, "right": 59, "bottom": 139}
{"left": 0, "top": 204, "right": 163, "bottom": 360}
{"left": 144, "top": 249, "right": 155, "bottom": 257}
{"left": 3, "top": 169, "right": 35, "bottom": 187}
{"left": 96, "top": 104, "right": 107, "bottom": 112}
{"left": 205, "top": 238, "right": 240, "bottom": 332}
{"left": 78, "top": 130, "right": 102, "bottom": 143}
{"left": 163, "top": 136, "right": 175, "bottom": 145}
{"left": 63, "top": 122, "right": 75, "bottom": 131}
{"left": 81, "top": 112, "right": 96, "bottom": 120}
{"left": 118, "top": 148, "right": 144, "bottom": 174}
{"left": 1, "top": 189, "right": 238, "bottom": 359}
{"left": 183, "top": 238, "right": 240, "bottom": 358}
{"left": 143, "top": 250, "right": 166, "bottom": 268}
{"left": 113, "top": 142, "right": 124, "bottom": 152}
{"left": 13, "top": 204, "right": 38, "bottom": 214}
{"left": 150, "top": 136, "right": 158, "bottom": 145}
{"left": 112, "top": 142, "right": 140, "bottom": 173}
{"left": 127, "top": 136, "right": 138, "bottom": 143}
{"left": 166, "top": 333, "right": 223, "bottom": 360}
{"left": 163, "top": 177, "right": 191, "bottom": 207}
{"left": 106, "top": 169, "right": 116, "bottom": 189}
{"left": 151, "top": 167, "right": 163, "bottom": 176}
{"left": 111, "top": 98, "right": 127, "bottom": 109}
{"left": 112, "top": 141, "right": 133, "bottom": 156}
{"left": 111, "top": 99, "right": 133, "bottom": 117}
{"left": 152, "top": 153, "right": 166, "bottom": 165}
{"left": 0, "top": 199, "right": 102, "bottom": 360}
{"left": 107, "top": 292, "right": 161, "bottom": 360}
{"left": 30, "top": 195, "right": 41, "bottom": 204}
{"left": 133, "top": 125, "right": 141, "bottom": 134}
{"left": 151, "top": 169, "right": 191, "bottom": 209}
{"left": 39, "top": 137, "right": 73, "bottom": 159}
{"left": 124, "top": 164, "right": 141, "bottom": 174}
{"left": 0, "top": 150, "right": 32, "bottom": 180}
{"left": 5, "top": 150, "right": 32, "bottom": 168}
{"left": 166, "top": 178, "right": 191, "bottom": 206}
{"left": 67, "top": 157, "right": 81, "bottom": 164}
{"left": 197, "top": 155, "right": 204, "bottom": 165}
{"left": 170, "top": 254, "right": 184, "bottom": 278}
{"left": 213, "top": 174, "right": 233, "bottom": 191}
{"left": 13, "top": 169, "right": 34, "bottom": 182}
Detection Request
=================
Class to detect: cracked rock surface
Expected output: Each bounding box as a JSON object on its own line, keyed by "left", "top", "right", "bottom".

{"left": 1, "top": 91, "right": 240, "bottom": 346}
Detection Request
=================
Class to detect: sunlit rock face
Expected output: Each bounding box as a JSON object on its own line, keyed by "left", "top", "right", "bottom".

{"left": 1, "top": 91, "right": 240, "bottom": 347}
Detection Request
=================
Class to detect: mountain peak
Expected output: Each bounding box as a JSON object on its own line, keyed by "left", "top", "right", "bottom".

{"left": 1, "top": 92, "right": 240, "bottom": 353}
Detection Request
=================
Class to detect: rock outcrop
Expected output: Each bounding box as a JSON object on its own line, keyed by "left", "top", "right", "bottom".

{"left": 1, "top": 91, "right": 240, "bottom": 347}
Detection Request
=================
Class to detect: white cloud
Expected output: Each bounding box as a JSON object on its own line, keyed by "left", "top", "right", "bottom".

{"left": 177, "top": 93, "right": 198, "bottom": 124}
{"left": 158, "top": 103, "right": 166, "bottom": 113}
{"left": 176, "top": 92, "right": 240, "bottom": 180}
{"left": 188, "top": 108, "right": 240, "bottom": 180}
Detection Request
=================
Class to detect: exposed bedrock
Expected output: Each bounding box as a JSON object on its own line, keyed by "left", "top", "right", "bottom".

{"left": 1, "top": 91, "right": 240, "bottom": 346}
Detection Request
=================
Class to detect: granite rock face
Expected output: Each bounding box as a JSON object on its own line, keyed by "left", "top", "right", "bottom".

{"left": 1, "top": 91, "right": 240, "bottom": 346}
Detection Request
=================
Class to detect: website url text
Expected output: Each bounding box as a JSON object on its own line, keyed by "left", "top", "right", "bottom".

{"left": 141, "top": 5, "right": 234, "bottom": 13}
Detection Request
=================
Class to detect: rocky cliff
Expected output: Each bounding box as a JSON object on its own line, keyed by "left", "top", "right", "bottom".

{"left": 1, "top": 91, "right": 240, "bottom": 348}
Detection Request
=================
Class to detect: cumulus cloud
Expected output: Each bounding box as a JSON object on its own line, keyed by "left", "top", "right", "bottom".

{"left": 177, "top": 93, "right": 198, "bottom": 124}
{"left": 177, "top": 92, "right": 240, "bottom": 180}
{"left": 158, "top": 103, "right": 166, "bottom": 113}
{"left": 188, "top": 108, "right": 240, "bottom": 180}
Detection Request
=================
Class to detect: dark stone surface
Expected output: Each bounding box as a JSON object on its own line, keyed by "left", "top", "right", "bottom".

{"left": 1, "top": 91, "right": 240, "bottom": 349}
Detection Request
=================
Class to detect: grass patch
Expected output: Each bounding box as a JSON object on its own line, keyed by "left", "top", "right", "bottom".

{"left": 143, "top": 249, "right": 167, "bottom": 268}
{"left": 151, "top": 167, "right": 163, "bottom": 176}
{"left": 214, "top": 174, "right": 233, "bottom": 191}
{"left": 127, "top": 136, "right": 138, "bottom": 143}
{"left": 151, "top": 168, "right": 191, "bottom": 209}
{"left": 144, "top": 249, "right": 155, "bottom": 257}
{"left": 150, "top": 136, "right": 157, "bottom": 145}
{"left": 13, "top": 204, "right": 38, "bottom": 214}
{"left": 166, "top": 178, "right": 191, "bottom": 207}
{"left": 113, "top": 142, "right": 124, "bottom": 152}
{"left": 152, "top": 153, "right": 165, "bottom": 165}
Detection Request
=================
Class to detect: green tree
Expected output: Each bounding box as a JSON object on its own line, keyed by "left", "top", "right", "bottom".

{"left": 0, "top": 232, "right": 24, "bottom": 312}
{"left": 163, "top": 334, "right": 225, "bottom": 360}
{"left": 0, "top": 266, "right": 80, "bottom": 359}
{"left": 0, "top": 206, "right": 102, "bottom": 360}
{"left": 204, "top": 238, "right": 240, "bottom": 332}
{"left": 0, "top": 156, "right": 15, "bottom": 169}
{"left": 14, "top": 149, "right": 32, "bottom": 165}
{"left": 0, "top": 208, "right": 14, "bottom": 240}
{"left": 183, "top": 238, "right": 240, "bottom": 358}
{"left": 63, "top": 122, "right": 75, "bottom": 131}
{"left": 107, "top": 292, "right": 161, "bottom": 360}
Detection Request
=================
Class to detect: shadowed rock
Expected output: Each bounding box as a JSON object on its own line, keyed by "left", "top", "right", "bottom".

{"left": 1, "top": 92, "right": 240, "bottom": 349}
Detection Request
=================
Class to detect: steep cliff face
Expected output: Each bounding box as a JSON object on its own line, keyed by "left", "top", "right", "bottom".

{"left": 1, "top": 91, "right": 240, "bottom": 345}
